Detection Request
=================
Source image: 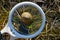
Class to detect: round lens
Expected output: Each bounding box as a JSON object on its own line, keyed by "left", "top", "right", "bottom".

{"left": 12, "top": 5, "right": 42, "bottom": 35}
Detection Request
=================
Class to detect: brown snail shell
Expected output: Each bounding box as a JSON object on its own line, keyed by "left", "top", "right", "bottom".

{"left": 21, "top": 12, "right": 33, "bottom": 25}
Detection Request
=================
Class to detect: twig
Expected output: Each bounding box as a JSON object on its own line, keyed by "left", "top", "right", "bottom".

{"left": 2, "top": 17, "right": 7, "bottom": 27}
{"left": 16, "top": 10, "right": 21, "bottom": 19}
{"left": 46, "top": 22, "right": 48, "bottom": 36}
{"left": 1, "top": 6, "right": 8, "bottom": 13}
{"left": 45, "top": 9, "right": 50, "bottom": 14}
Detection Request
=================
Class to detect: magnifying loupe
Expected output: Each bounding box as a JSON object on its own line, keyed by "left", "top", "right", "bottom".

{"left": 1, "top": 2, "right": 46, "bottom": 39}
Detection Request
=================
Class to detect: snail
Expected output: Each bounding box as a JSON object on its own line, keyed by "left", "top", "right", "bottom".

{"left": 18, "top": 12, "right": 33, "bottom": 25}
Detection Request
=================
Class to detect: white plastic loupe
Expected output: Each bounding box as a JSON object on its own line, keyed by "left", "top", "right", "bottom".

{"left": 1, "top": 2, "right": 46, "bottom": 39}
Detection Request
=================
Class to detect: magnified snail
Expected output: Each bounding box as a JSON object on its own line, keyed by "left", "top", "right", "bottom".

{"left": 0, "top": 2, "right": 46, "bottom": 40}
{"left": 20, "top": 12, "right": 33, "bottom": 25}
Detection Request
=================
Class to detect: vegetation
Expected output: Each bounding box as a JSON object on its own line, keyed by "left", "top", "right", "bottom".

{"left": 0, "top": 0, "right": 60, "bottom": 40}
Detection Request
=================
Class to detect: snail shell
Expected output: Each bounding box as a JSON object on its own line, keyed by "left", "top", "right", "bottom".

{"left": 21, "top": 12, "right": 33, "bottom": 25}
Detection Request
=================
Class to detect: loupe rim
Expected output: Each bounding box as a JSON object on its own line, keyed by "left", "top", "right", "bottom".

{"left": 8, "top": 1, "right": 46, "bottom": 38}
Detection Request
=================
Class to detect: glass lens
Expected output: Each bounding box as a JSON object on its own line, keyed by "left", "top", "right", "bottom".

{"left": 12, "top": 5, "right": 42, "bottom": 35}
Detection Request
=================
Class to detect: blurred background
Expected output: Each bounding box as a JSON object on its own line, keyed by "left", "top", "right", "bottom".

{"left": 0, "top": 0, "right": 60, "bottom": 40}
